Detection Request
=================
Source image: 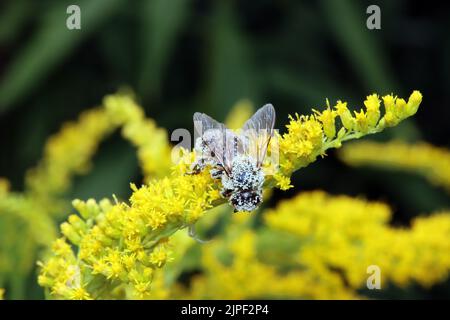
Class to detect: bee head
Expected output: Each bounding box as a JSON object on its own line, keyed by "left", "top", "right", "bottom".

{"left": 230, "top": 190, "right": 262, "bottom": 212}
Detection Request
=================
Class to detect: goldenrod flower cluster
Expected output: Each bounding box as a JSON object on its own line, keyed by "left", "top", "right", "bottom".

{"left": 339, "top": 140, "right": 450, "bottom": 192}
{"left": 26, "top": 93, "right": 172, "bottom": 209}
{"left": 1, "top": 102, "right": 121, "bottom": 298}
{"left": 38, "top": 91, "right": 423, "bottom": 299}
{"left": 0, "top": 288, "right": 4, "bottom": 300}
{"left": 265, "top": 192, "right": 450, "bottom": 290}
{"left": 0, "top": 93, "right": 171, "bottom": 298}
{"left": 273, "top": 91, "right": 423, "bottom": 189}
{"left": 38, "top": 167, "right": 222, "bottom": 299}
{"left": 175, "top": 191, "right": 450, "bottom": 299}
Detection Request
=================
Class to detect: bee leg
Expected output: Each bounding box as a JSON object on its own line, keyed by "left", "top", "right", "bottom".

{"left": 188, "top": 224, "right": 209, "bottom": 244}
{"left": 186, "top": 159, "right": 205, "bottom": 175}
{"left": 220, "top": 188, "right": 232, "bottom": 198}
{"left": 210, "top": 168, "right": 223, "bottom": 180}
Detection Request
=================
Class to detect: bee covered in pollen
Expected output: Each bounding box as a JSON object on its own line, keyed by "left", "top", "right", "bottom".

{"left": 190, "top": 104, "right": 276, "bottom": 212}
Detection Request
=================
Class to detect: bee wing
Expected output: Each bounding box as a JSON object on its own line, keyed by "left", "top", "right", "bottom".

{"left": 193, "top": 112, "right": 239, "bottom": 174}
{"left": 241, "top": 104, "right": 276, "bottom": 167}
{"left": 193, "top": 112, "right": 225, "bottom": 136}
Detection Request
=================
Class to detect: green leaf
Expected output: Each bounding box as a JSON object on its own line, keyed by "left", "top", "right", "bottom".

{"left": 0, "top": 0, "right": 126, "bottom": 113}
{"left": 0, "top": 0, "right": 33, "bottom": 45}
{"left": 319, "top": 0, "right": 396, "bottom": 92}
{"left": 205, "top": 1, "right": 258, "bottom": 120}
{"left": 137, "top": 0, "right": 190, "bottom": 101}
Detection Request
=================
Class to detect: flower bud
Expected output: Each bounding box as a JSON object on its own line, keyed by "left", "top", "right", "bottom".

{"left": 364, "top": 94, "right": 381, "bottom": 127}
{"left": 335, "top": 101, "right": 354, "bottom": 130}
{"left": 405, "top": 90, "right": 423, "bottom": 116}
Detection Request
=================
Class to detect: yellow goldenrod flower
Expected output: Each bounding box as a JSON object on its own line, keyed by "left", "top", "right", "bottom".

{"left": 339, "top": 140, "right": 450, "bottom": 192}
{"left": 272, "top": 90, "right": 423, "bottom": 189}
{"left": 175, "top": 225, "right": 358, "bottom": 299}
{"left": 25, "top": 92, "right": 172, "bottom": 213}
{"left": 354, "top": 109, "right": 369, "bottom": 133}
{"left": 314, "top": 100, "right": 337, "bottom": 140}
{"left": 69, "top": 287, "right": 93, "bottom": 300}
{"left": 335, "top": 100, "right": 354, "bottom": 130}
{"left": 38, "top": 90, "right": 423, "bottom": 299}
{"left": 364, "top": 94, "right": 381, "bottom": 127}
{"left": 177, "top": 191, "right": 450, "bottom": 299}
{"left": 265, "top": 191, "right": 450, "bottom": 290}
{"left": 1, "top": 92, "right": 174, "bottom": 298}
{"left": 38, "top": 167, "right": 222, "bottom": 299}
{"left": 0, "top": 288, "right": 4, "bottom": 300}
{"left": 406, "top": 90, "right": 423, "bottom": 116}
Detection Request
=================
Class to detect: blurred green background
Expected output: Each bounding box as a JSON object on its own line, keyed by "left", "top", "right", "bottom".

{"left": 0, "top": 0, "right": 449, "bottom": 299}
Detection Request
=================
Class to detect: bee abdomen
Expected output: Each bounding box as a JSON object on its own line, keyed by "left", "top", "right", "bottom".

{"left": 230, "top": 190, "right": 262, "bottom": 212}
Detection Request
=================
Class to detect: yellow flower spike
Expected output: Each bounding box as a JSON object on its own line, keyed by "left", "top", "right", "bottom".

{"left": 38, "top": 90, "right": 423, "bottom": 299}
{"left": 0, "top": 288, "right": 4, "bottom": 300}
{"left": 263, "top": 191, "right": 450, "bottom": 296}
{"left": 339, "top": 140, "right": 450, "bottom": 193}
{"left": 176, "top": 209, "right": 364, "bottom": 299}
{"left": 103, "top": 94, "right": 143, "bottom": 124}
{"left": 275, "top": 90, "right": 422, "bottom": 182}
{"left": 1, "top": 91, "right": 195, "bottom": 297}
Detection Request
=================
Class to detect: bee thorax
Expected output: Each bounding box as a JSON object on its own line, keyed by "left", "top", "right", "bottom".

{"left": 229, "top": 156, "right": 264, "bottom": 190}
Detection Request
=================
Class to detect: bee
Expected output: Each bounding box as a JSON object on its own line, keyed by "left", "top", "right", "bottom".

{"left": 191, "top": 104, "right": 276, "bottom": 212}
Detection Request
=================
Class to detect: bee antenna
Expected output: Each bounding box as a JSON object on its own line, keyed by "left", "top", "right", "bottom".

{"left": 188, "top": 224, "right": 210, "bottom": 244}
